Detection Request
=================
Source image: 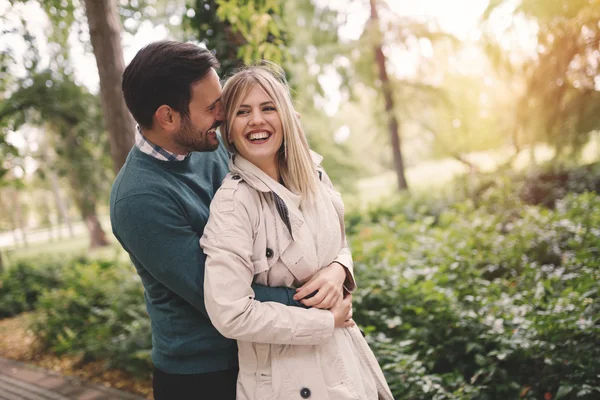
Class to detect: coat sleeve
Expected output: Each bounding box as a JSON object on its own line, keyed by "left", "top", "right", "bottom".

{"left": 201, "top": 185, "right": 335, "bottom": 345}
{"left": 319, "top": 168, "right": 357, "bottom": 293}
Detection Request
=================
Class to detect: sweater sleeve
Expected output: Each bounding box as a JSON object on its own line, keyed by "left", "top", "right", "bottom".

{"left": 201, "top": 187, "right": 335, "bottom": 345}
{"left": 112, "top": 193, "right": 302, "bottom": 319}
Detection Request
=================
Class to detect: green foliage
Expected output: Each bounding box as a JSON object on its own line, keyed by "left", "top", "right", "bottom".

{"left": 184, "top": 0, "right": 287, "bottom": 78}
{"left": 0, "top": 130, "right": 18, "bottom": 185}
{"left": 3, "top": 162, "right": 599, "bottom": 394}
{"left": 0, "top": 71, "right": 112, "bottom": 218}
{"left": 0, "top": 256, "right": 151, "bottom": 376}
{"left": 184, "top": 0, "right": 360, "bottom": 189}
{"left": 0, "top": 260, "right": 64, "bottom": 317}
{"left": 351, "top": 183, "right": 600, "bottom": 399}
{"left": 31, "top": 260, "right": 152, "bottom": 377}
{"left": 216, "top": 0, "right": 286, "bottom": 65}
{"left": 458, "top": 162, "right": 600, "bottom": 210}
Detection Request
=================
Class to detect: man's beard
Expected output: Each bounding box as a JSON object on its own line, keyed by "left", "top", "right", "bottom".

{"left": 174, "top": 116, "right": 220, "bottom": 153}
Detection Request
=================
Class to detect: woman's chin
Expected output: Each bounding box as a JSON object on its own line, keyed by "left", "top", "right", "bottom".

{"left": 241, "top": 152, "right": 278, "bottom": 166}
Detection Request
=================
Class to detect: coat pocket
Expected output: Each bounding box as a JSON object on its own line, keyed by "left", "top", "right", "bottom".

{"left": 318, "top": 336, "right": 349, "bottom": 388}
{"left": 254, "top": 372, "right": 277, "bottom": 400}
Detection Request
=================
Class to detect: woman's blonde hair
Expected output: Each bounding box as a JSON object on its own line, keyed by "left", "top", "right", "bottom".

{"left": 221, "top": 62, "right": 319, "bottom": 204}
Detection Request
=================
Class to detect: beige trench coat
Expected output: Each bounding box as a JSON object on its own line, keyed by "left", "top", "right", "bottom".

{"left": 201, "top": 153, "right": 394, "bottom": 400}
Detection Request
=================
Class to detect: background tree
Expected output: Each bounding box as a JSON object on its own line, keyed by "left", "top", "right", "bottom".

{"left": 367, "top": 0, "right": 408, "bottom": 190}
{"left": 184, "top": 0, "right": 360, "bottom": 189}
{"left": 0, "top": 71, "right": 112, "bottom": 248}
{"left": 81, "top": 0, "right": 136, "bottom": 172}
{"left": 483, "top": 0, "right": 600, "bottom": 160}
{"left": 30, "top": 0, "right": 136, "bottom": 172}
{"left": 184, "top": 0, "right": 287, "bottom": 78}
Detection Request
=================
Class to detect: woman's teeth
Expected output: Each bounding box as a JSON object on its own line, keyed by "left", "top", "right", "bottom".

{"left": 248, "top": 132, "right": 270, "bottom": 141}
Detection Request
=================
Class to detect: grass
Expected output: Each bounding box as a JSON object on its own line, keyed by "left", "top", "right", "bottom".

{"left": 346, "top": 139, "right": 600, "bottom": 209}
{"left": 2, "top": 231, "right": 128, "bottom": 270}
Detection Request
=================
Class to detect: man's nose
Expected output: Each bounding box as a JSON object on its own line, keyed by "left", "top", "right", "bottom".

{"left": 215, "top": 101, "right": 225, "bottom": 121}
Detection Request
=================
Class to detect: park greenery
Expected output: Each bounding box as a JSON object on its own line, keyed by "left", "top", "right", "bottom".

{"left": 1, "top": 167, "right": 600, "bottom": 399}
{"left": 0, "top": 0, "right": 599, "bottom": 399}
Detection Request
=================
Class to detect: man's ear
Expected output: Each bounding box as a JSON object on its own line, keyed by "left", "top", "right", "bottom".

{"left": 155, "top": 105, "right": 181, "bottom": 133}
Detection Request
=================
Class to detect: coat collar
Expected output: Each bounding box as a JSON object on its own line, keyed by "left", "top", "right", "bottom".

{"left": 229, "top": 151, "right": 323, "bottom": 248}
{"left": 228, "top": 151, "right": 324, "bottom": 209}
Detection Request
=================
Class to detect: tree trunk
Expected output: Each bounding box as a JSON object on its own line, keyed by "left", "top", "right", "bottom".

{"left": 40, "top": 197, "right": 56, "bottom": 242}
{"left": 67, "top": 179, "right": 110, "bottom": 249}
{"left": 83, "top": 0, "right": 135, "bottom": 173}
{"left": 85, "top": 213, "right": 109, "bottom": 249}
{"left": 529, "top": 143, "right": 537, "bottom": 166}
{"left": 9, "top": 212, "right": 20, "bottom": 246}
{"left": 369, "top": 0, "right": 408, "bottom": 191}
{"left": 12, "top": 190, "right": 28, "bottom": 247}
{"left": 48, "top": 167, "right": 74, "bottom": 238}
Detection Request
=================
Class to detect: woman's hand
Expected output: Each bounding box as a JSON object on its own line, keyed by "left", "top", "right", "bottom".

{"left": 331, "top": 294, "right": 355, "bottom": 328}
{"left": 293, "top": 262, "right": 347, "bottom": 309}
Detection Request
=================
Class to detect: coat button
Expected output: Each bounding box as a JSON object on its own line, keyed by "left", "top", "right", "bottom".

{"left": 300, "top": 387, "right": 311, "bottom": 398}
{"left": 232, "top": 174, "right": 241, "bottom": 180}
{"left": 265, "top": 248, "right": 273, "bottom": 259}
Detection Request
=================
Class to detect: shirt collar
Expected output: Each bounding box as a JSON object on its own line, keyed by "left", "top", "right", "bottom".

{"left": 135, "top": 126, "right": 188, "bottom": 161}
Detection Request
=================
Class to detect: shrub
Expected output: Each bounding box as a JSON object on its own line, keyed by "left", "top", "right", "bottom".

{"left": 350, "top": 192, "right": 600, "bottom": 399}
{"left": 456, "top": 162, "right": 600, "bottom": 211}
{"left": 31, "top": 260, "right": 152, "bottom": 377}
{"left": 0, "top": 260, "right": 65, "bottom": 318}
{"left": 5, "top": 163, "right": 600, "bottom": 389}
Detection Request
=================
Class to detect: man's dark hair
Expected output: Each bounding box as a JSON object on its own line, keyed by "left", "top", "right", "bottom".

{"left": 122, "top": 41, "right": 220, "bottom": 129}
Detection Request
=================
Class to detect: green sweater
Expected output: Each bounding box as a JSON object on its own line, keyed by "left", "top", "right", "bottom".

{"left": 110, "top": 144, "right": 301, "bottom": 374}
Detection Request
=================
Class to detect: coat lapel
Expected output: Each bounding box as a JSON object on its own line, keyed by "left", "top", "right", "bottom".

{"left": 229, "top": 154, "right": 316, "bottom": 283}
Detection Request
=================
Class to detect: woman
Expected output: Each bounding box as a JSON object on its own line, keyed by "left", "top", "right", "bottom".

{"left": 201, "top": 63, "right": 393, "bottom": 400}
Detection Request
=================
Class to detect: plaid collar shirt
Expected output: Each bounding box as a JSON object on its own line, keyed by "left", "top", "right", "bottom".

{"left": 135, "top": 126, "right": 188, "bottom": 161}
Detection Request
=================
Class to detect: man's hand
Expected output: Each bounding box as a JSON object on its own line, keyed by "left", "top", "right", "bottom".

{"left": 331, "top": 294, "right": 354, "bottom": 328}
{"left": 293, "top": 262, "right": 346, "bottom": 309}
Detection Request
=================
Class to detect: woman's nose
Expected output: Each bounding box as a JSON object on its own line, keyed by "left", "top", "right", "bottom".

{"left": 249, "top": 111, "right": 265, "bottom": 125}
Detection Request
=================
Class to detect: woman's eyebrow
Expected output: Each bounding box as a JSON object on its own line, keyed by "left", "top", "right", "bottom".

{"left": 239, "top": 101, "right": 274, "bottom": 107}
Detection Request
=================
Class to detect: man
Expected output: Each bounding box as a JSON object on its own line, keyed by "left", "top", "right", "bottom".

{"left": 110, "top": 41, "right": 351, "bottom": 399}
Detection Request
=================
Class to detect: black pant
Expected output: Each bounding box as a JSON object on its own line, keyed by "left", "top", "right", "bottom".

{"left": 153, "top": 366, "right": 238, "bottom": 400}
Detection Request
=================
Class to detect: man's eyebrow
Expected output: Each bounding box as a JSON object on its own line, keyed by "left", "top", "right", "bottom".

{"left": 207, "top": 98, "right": 221, "bottom": 110}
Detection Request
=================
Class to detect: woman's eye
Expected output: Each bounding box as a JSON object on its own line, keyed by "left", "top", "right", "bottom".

{"left": 263, "top": 106, "right": 276, "bottom": 112}
{"left": 236, "top": 109, "right": 249, "bottom": 116}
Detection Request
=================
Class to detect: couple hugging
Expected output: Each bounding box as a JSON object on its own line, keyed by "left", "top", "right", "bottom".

{"left": 110, "top": 40, "right": 393, "bottom": 400}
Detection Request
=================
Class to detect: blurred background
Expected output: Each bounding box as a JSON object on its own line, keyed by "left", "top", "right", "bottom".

{"left": 0, "top": 0, "right": 599, "bottom": 399}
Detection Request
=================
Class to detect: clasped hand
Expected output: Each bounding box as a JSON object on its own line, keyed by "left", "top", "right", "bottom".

{"left": 293, "top": 262, "right": 354, "bottom": 328}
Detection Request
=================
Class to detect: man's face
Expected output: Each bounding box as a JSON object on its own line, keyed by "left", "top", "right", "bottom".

{"left": 173, "top": 68, "right": 224, "bottom": 152}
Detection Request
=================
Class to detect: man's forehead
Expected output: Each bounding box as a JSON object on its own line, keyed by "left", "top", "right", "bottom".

{"left": 191, "top": 71, "right": 222, "bottom": 104}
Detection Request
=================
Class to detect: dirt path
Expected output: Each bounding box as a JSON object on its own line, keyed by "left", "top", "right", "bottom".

{"left": 0, "top": 313, "right": 152, "bottom": 399}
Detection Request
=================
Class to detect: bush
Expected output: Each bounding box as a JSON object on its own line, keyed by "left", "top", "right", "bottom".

{"left": 0, "top": 259, "right": 65, "bottom": 318}
{"left": 4, "top": 163, "right": 599, "bottom": 390}
{"left": 350, "top": 191, "right": 600, "bottom": 399}
{"left": 457, "top": 162, "right": 600, "bottom": 210}
{"left": 31, "top": 260, "right": 152, "bottom": 377}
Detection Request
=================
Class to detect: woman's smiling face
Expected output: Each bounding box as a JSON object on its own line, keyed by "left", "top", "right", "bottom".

{"left": 230, "top": 85, "right": 283, "bottom": 170}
